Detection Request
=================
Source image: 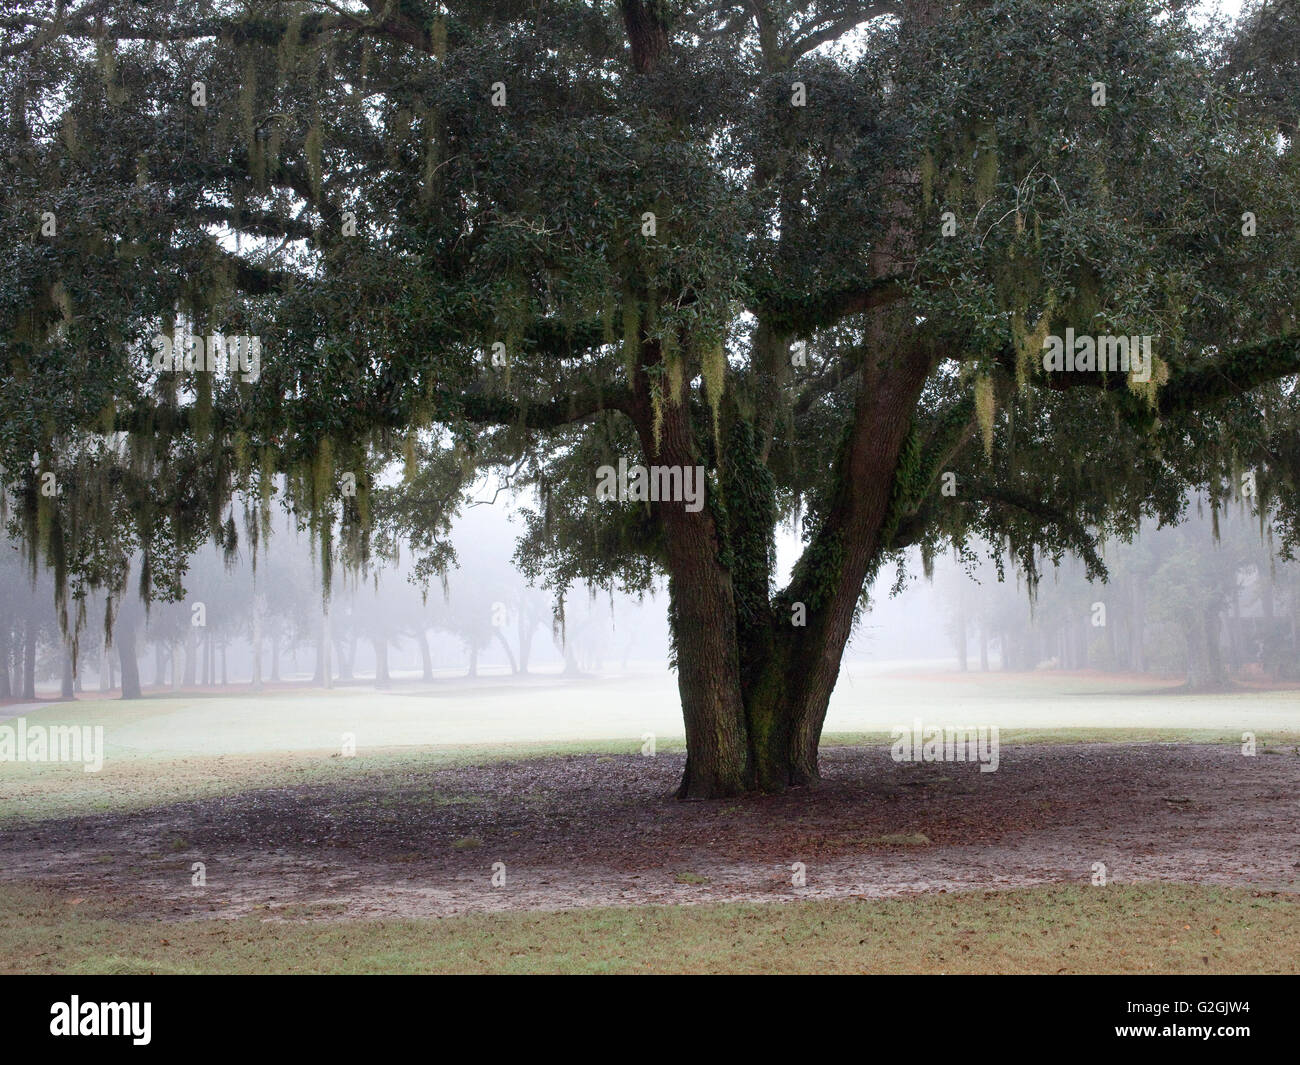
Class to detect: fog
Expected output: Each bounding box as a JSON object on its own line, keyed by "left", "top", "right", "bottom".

{"left": 4, "top": 484, "right": 1298, "bottom": 746}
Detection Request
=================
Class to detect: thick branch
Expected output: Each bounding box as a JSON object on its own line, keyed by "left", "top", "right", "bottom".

{"left": 993, "top": 333, "right": 1300, "bottom": 416}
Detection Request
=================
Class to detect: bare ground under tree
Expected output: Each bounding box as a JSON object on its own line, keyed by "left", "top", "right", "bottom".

{"left": 1, "top": 743, "right": 1297, "bottom": 920}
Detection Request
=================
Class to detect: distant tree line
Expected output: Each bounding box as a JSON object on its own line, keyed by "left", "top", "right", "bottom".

{"left": 939, "top": 496, "right": 1300, "bottom": 689}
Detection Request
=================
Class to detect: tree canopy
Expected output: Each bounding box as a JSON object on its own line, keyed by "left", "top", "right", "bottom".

{"left": 3, "top": 0, "right": 1299, "bottom": 796}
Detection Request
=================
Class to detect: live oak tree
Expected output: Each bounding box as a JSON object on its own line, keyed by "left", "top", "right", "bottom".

{"left": 3, "top": 1, "right": 1300, "bottom": 797}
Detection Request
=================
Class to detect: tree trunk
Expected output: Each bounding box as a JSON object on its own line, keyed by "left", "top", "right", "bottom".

{"left": 0, "top": 622, "right": 11, "bottom": 698}
{"left": 117, "top": 620, "right": 142, "bottom": 700}
{"left": 621, "top": 0, "right": 670, "bottom": 74}
{"left": 955, "top": 597, "right": 969, "bottom": 671}
{"left": 1226, "top": 583, "right": 1242, "bottom": 673}
{"left": 251, "top": 604, "right": 264, "bottom": 690}
{"left": 1290, "top": 570, "right": 1299, "bottom": 671}
{"left": 743, "top": 345, "right": 935, "bottom": 792}
{"left": 611, "top": 0, "right": 940, "bottom": 798}
{"left": 61, "top": 639, "right": 75, "bottom": 699}
{"left": 418, "top": 629, "right": 433, "bottom": 681}
{"left": 517, "top": 616, "right": 534, "bottom": 674}
{"left": 22, "top": 609, "right": 37, "bottom": 699}
{"left": 313, "top": 619, "right": 325, "bottom": 685}
{"left": 337, "top": 634, "right": 355, "bottom": 680}
{"left": 493, "top": 628, "right": 519, "bottom": 674}
{"left": 321, "top": 608, "right": 333, "bottom": 689}
{"left": 666, "top": 557, "right": 750, "bottom": 798}
{"left": 1201, "top": 605, "right": 1225, "bottom": 689}
{"left": 625, "top": 342, "right": 751, "bottom": 798}
{"left": 1130, "top": 581, "right": 1146, "bottom": 672}
{"left": 734, "top": 80, "right": 938, "bottom": 790}
{"left": 372, "top": 636, "right": 390, "bottom": 688}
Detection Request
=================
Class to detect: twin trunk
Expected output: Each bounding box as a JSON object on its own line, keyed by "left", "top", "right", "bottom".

{"left": 631, "top": 336, "right": 933, "bottom": 800}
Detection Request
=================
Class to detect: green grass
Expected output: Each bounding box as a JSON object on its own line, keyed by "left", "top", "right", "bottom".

{"left": 3, "top": 882, "right": 1296, "bottom": 974}
{"left": 673, "top": 871, "right": 710, "bottom": 885}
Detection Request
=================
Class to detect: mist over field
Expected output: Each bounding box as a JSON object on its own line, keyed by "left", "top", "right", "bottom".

{"left": 6, "top": 489, "right": 1299, "bottom": 749}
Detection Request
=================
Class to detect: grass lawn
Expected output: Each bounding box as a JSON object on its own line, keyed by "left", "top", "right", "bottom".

{"left": 5, "top": 676, "right": 1299, "bottom": 975}
{"left": 3, "top": 881, "right": 1296, "bottom": 974}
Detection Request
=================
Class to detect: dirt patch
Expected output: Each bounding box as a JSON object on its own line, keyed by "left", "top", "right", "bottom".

{"left": 1, "top": 743, "right": 1297, "bottom": 919}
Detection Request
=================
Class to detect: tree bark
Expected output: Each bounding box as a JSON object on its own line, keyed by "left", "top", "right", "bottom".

{"left": 755, "top": 345, "right": 936, "bottom": 790}
{"left": 337, "top": 634, "right": 355, "bottom": 680}
{"left": 251, "top": 603, "right": 264, "bottom": 690}
{"left": 1130, "top": 581, "right": 1146, "bottom": 672}
{"left": 627, "top": 339, "right": 750, "bottom": 799}
{"left": 493, "top": 628, "right": 518, "bottom": 674}
{"left": 621, "top": 0, "right": 670, "bottom": 74}
{"left": 0, "top": 621, "right": 11, "bottom": 698}
{"left": 22, "top": 608, "right": 37, "bottom": 699}
{"left": 418, "top": 629, "right": 433, "bottom": 681}
{"left": 1201, "top": 604, "right": 1225, "bottom": 689}
{"left": 372, "top": 635, "right": 390, "bottom": 688}
{"left": 955, "top": 592, "right": 969, "bottom": 671}
{"left": 517, "top": 615, "right": 534, "bottom": 675}
{"left": 321, "top": 608, "right": 334, "bottom": 689}
{"left": 117, "top": 618, "right": 142, "bottom": 699}
{"left": 61, "top": 639, "right": 75, "bottom": 699}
